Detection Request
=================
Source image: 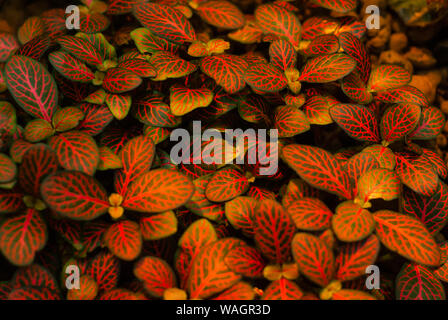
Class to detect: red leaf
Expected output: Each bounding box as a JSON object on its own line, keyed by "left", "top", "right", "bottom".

{"left": 244, "top": 62, "right": 287, "bottom": 92}
{"left": 291, "top": 233, "right": 335, "bottom": 287}
{"left": 104, "top": 220, "right": 142, "bottom": 261}
{"left": 200, "top": 54, "right": 248, "bottom": 94}
{"left": 133, "top": 3, "right": 196, "bottom": 44}
{"left": 123, "top": 168, "right": 194, "bottom": 213}
{"left": 134, "top": 256, "right": 176, "bottom": 297}
{"left": 0, "top": 208, "right": 47, "bottom": 266}
{"left": 196, "top": 0, "right": 245, "bottom": 30}
{"left": 49, "top": 131, "right": 99, "bottom": 175}
{"left": 254, "top": 199, "right": 295, "bottom": 264}
{"left": 282, "top": 144, "right": 352, "bottom": 199}
{"left": 330, "top": 103, "right": 380, "bottom": 142}
{"left": 41, "top": 171, "right": 109, "bottom": 220}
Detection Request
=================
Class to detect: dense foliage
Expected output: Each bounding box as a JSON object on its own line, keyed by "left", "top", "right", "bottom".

{"left": 0, "top": 0, "right": 447, "bottom": 300}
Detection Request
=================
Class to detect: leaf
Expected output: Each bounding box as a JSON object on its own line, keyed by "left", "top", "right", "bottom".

{"left": 205, "top": 167, "right": 250, "bottom": 202}
{"left": 253, "top": 199, "right": 296, "bottom": 264}
{"left": 18, "top": 16, "right": 45, "bottom": 45}
{"left": 380, "top": 104, "right": 421, "bottom": 143}
{"left": 368, "top": 65, "right": 411, "bottom": 92}
{"left": 225, "top": 196, "right": 257, "bottom": 236}
{"left": 237, "top": 94, "right": 270, "bottom": 124}
{"left": 134, "top": 95, "right": 180, "bottom": 128}
{"left": 274, "top": 105, "right": 310, "bottom": 138}
{"left": 41, "top": 171, "right": 109, "bottom": 220}
{"left": 10, "top": 139, "right": 33, "bottom": 164}
{"left": 331, "top": 289, "right": 376, "bottom": 300}
{"left": 0, "top": 101, "right": 16, "bottom": 137}
{"left": 134, "top": 256, "right": 176, "bottom": 297}
{"left": 75, "top": 32, "right": 116, "bottom": 62}
{"left": 200, "top": 54, "right": 248, "bottom": 94}
{"left": 0, "top": 189, "right": 24, "bottom": 213}
{"left": 224, "top": 245, "right": 265, "bottom": 278}
{"left": 104, "top": 220, "right": 142, "bottom": 261}
{"left": 375, "top": 85, "right": 429, "bottom": 107}
{"left": 395, "top": 153, "right": 438, "bottom": 197}
{"left": 244, "top": 62, "right": 287, "bottom": 93}
{"left": 102, "top": 68, "right": 142, "bottom": 94}
{"left": 254, "top": 3, "right": 301, "bottom": 48}
{"left": 0, "top": 209, "right": 47, "bottom": 266}
{"left": 82, "top": 221, "right": 109, "bottom": 253}
{"left": 77, "top": 103, "right": 114, "bottom": 136}
{"left": 169, "top": 85, "right": 214, "bottom": 116}
{"left": 5, "top": 55, "right": 58, "bottom": 122}
{"left": 281, "top": 144, "right": 352, "bottom": 199}
{"left": 303, "top": 34, "right": 339, "bottom": 56}
{"left": 361, "top": 144, "right": 396, "bottom": 170}
{"left": 357, "top": 168, "right": 400, "bottom": 205}
{"left": 105, "top": 93, "right": 132, "bottom": 120}
{"left": 49, "top": 51, "right": 95, "bottom": 83}
{"left": 185, "top": 175, "right": 225, "bottom": 221}
{"left": 409, "top": 106, "right": 445, "bottom": 140}
{"left": 122, "top": 168, "right": 194, "bottom": 213}
{"left": 117, "top": 59, "right": 156, "bottom": 78}
{"left": 302, "top": 95, "right": 339, "bottom": 125}
{"left": 336, "top": 235, "right": 380, "bottom": 281}
{"left": 140, "top": 211, "right": 177, "bottom": 241}
{"left": 87, "top": 251, "right": 120, "bottom": 291}
{"left": 196, "top": 0, "right": 245, "bottom": 30}
{"left": 286, "top": 197, "right": 332, "bottom": 231}
{"left": 9, "top": 286, "right": 60, "bottom": 300}
{"left": 421, "top": 149, "right": 447, "bottom": 179}
{"left": 0, "top": 153, "right": 16, "bottom": 184}
{"left": 130, "top": 28, "right": 179, "bottom": 55}
{"left": 18, "top": 144, "right": 58, "bottom": 197}
{"left": 213, "top": 281, "right": 255, "bottom": 300}
{"left": 57, "top": 35, "right": 103, "bottom": 66}
{"left": 0, "top": 32, "right": 19, "bottom": 62}
{"left": 23, "top": 119, "right": 53, "bottom": 143}
{"left": 67, "top": 275, "right": 98, "bottom": 300}
{"left": 261, "top": 278, "right": 303, "bottom": 300}
{"left": 403, "top": 182, "right": 448, "bottom": 235}
{"left": 281, "top": 179, "right": 318, "bottom": 208}
{"left": 51, "top": 107, "right": 84, "bottom": 133}
{"left": 310, "top": 0, "right": 356, "bottom": 13}
{"left": 339, "top": 32, "right": 371, "bottom": 83}
{"left": 269, "top": 39, "right": 297, "bottom": 71}
{"left": 345, "top": 152, "right": 380, "bottom": 186}
{"left": 373, "top": 210, "right": 440, "bottom": 266}
{"left": 11, "top": 264, "right": 58, "bottom": 290}
{"left": 107, "top": 0, "right": 140, "bottom": 15}
{"left": 341, "top": 72, "right": 373, "bottom": 104}
{"left": 299, "top": 53, "right": 356, "bottom": 83}
{"left": 301, "top": 16, "right": 339, "bottom": 40}
{"left": 176, "top": 219, "right": 218, "bottom": 288}
{"left": 149, "top": 51, "right": 197, "bottom": 81}
{"left": 133, "top": 3, "right": 196, "bottom": 44}
{"left": 114, "top": 135, "right": 155, "bottom": 196}
{"left": 15, "top": 34, "right": 51, "bottom": 60}
{"left": 330, "top": 103, "right": 380, "bottom": 142}
{"left": 187, "top": 238, "right": 243, "bottom": 299}
{"left": 396, "top": 262, "right": 445, "bottom": 300}
{"left": 80, "top": 13, "right": 110, "bottom": 34}
{"left": 49, "top": 131, "right": 99, "bottom": 175}
{"left": 291, "top": 233, "right": 335, "bottom": 287}
{"left": 332, "top": 200, "right": 375, "bottom": 242}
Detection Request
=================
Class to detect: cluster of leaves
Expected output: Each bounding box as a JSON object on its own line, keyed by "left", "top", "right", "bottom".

{"left": 0, "top": 0, "right": 447, "bottom": 300}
